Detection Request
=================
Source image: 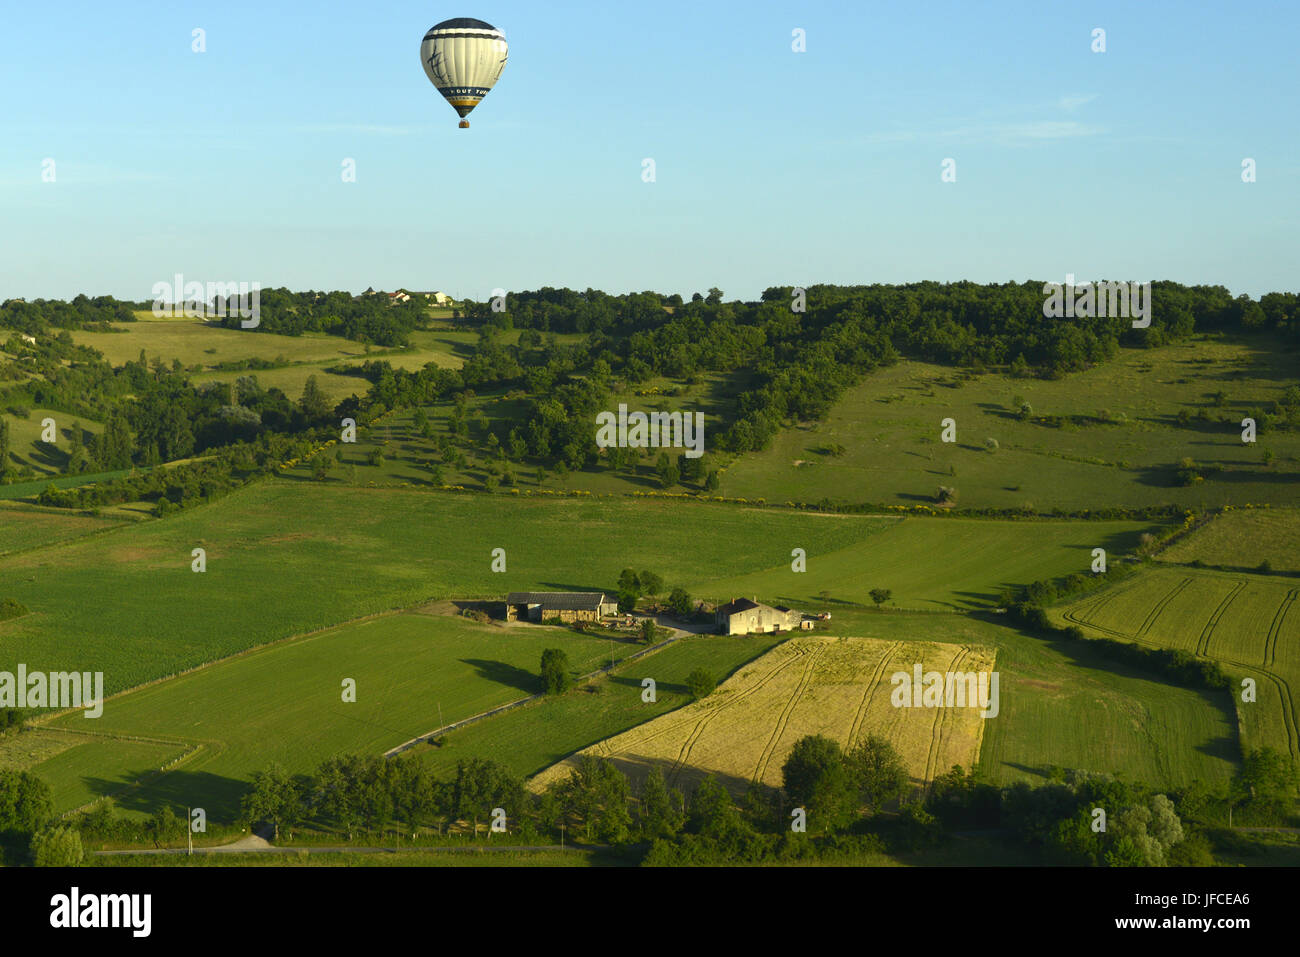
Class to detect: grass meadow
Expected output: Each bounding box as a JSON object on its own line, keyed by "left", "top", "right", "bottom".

{"left": 1159, "top": 506, "right": 1300, "bottom": 572}
{"left": 1, "top": 408, "right": 104, "bottom": 476}
{"left": 40, "top": 612, "right": 620, "bottom": 818}
{"left": 0, "top": 482, "right": 1165, "bottom": 694}
{"left": 719, "top": 335, "right": 1300, "bottom": 509}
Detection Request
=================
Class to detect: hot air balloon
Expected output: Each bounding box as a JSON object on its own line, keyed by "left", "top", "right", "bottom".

{"left": 420, "top": 17, "right": 508, "bottom": 129}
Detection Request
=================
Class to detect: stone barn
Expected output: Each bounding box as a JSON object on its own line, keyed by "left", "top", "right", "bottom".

{"left": 715, "top": 598, "right": 803, "bottom": 635}
{"left": 504, "top": 591, "right": 616, "bottom": 624}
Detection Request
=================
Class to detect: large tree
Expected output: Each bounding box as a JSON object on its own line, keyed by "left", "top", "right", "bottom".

{"left": 540, "top": 648, "right": 572, "bottom": 695}
{"left": 847, "top": 734, "right": 909, "bottom": 812}
{"left": 0, "top": 770, "right": 52, "bottom": 835}
{"left": 781, "top": 734, "right": 856, "bottom": 832}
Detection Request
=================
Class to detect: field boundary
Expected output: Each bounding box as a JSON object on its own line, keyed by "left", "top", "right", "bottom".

{"left": 385, "top": 632, "right": 684, "bottom": 756}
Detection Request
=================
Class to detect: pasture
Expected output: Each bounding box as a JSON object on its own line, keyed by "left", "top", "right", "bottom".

{"left": 1159, "top": 506, "right": 1300, "bottom": 573}
{"left": 695, "top": 516, "right": 1161, "bottom": 611}
{"left": 0, "top": 481, "right": 1164, "bottom": 694}
{"left": 39, "top": 612, "right": 619, "bottom": 818}
{"left": 1, "top": 408, "right": 103, "bottom": 476}
{"left": 528, "top": 635, "right": 996, "bottom": 795}
{"left": 1055, "top": 565, "right": 1300, "bottom": 759}
{"left": 0, "top": 483, "right": 895, "bottom": 693}
{"left": 70, "top": 320, "right": 483, "bottom": 405}
{"left": 721, "top": 335, "right": 1300, "bottom": 509}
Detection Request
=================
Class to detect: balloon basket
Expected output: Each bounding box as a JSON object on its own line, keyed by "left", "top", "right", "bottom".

{"left": 459, "top": 120, "right": 470, "bottom": 129}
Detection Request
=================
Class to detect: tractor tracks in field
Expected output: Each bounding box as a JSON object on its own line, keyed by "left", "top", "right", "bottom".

{"left": 667, "top": 645, "right": 808, "bottom": 787}
{"left": 1263, "top": 589, "right": 1298, "bottom": 671}
{"left": 1138, "top": 578, "right": 1192, "bottom": 638}
{"left": 847, "top": 641, "right": 904, "bottom": 749}
{"left": 751, "top": 644, "right": 826, "bottom": 786}
{"left": 923, "top": 648, "right": 971, "bottom": 785}
{"left": 1066, "top": 582, "right": 1299, "bottom": 760}
{"left": 1195, "top": 580, "right": 1247, "bottom": 657}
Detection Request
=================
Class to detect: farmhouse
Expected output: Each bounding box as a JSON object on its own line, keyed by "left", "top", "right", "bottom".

{"left": 504, "top": 591, "right": 617, "bottom": 624}
{"left": 715, "top": 598, "right": 803, "bottom": 635}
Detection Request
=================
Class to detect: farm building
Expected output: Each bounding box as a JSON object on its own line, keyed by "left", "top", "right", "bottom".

{"left": 715, "top": 598, "right": 803, "bottom": 635}
{"left": 504, "top": 591, "right": 617, "bottom": 624}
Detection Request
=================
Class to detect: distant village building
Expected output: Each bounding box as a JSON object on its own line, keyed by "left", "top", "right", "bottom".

{"left": 504, "top": 591, "right": 617, "bottom": 624}
{"left": 715, "top": 598, "right": 803, "bottom": 635}
{"left": 358, "top": 288, "right": 452, "bottom": 306}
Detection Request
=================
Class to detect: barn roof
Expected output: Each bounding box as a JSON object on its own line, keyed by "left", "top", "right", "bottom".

{"left": 506, "top": 591, "right": 609, "bottom": 611}
{"left": 717, "top": 597, "right": 765, "bottom": 616}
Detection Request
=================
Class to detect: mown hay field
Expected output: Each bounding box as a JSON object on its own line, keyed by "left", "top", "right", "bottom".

{"left": 529, "top": 635, "right": 995, "bottom": 796}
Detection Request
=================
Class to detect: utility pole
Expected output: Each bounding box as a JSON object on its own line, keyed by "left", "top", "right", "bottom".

{"left": 186, "top": 807, "right": 193, "bottom": 857}
{"left": 438, "top": 702, "right": 445, "bottom": 732}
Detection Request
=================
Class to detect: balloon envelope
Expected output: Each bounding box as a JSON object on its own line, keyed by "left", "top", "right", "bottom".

{"left": 420, "top": 17, "right": 508, "bottom": 127}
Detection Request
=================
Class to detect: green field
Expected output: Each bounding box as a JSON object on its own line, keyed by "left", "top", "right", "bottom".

{"left": 1159, "top": 506, "right": 1300, "bottom": 573}
{"left": 70, "top": 320, "right": 485, "bottom": 405}
{"left": 1, "top": 408, "right": 104, "bottom": 476}
{"left": 720, "top": 336, "right": 1300, "bottom": 509}
{"left": 1055, "top": 565, "right": 1299, "bottom": 758}
{"left": 23, "top": 735, "right": 188, "bottom": 815}
{"left": 696, "top": 516, "right": 1162, "bottom": 610}
{"left": 403, "top": 634, "right": 786, "bottom": 781}
{"left": 0, "top": 482, "right": 1166, "bottom": 694}
{"left": 40, "top": 612, "right": 620, "bottom": 819}
{"left": 0, "top": 501, "right": 134, "bottom": 556}
{"left": 0, "top": 479, "right": 1183, "bottom": 826}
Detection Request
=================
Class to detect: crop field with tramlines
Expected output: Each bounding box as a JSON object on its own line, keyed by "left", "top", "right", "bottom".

{"left": 528, "top": 635, "right": 996, "bottom": 796}
{"left": 1055, "top": 565, "right": 1300, "bottom": 758}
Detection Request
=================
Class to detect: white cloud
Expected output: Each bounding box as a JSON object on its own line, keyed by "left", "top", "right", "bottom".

{"left": 1057, "top": 94, "right": 1098, "bottom": 111}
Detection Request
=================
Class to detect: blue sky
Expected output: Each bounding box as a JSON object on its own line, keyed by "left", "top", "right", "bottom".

{"left": 2, "top": 0, "right": 1296, "bottom": 302}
